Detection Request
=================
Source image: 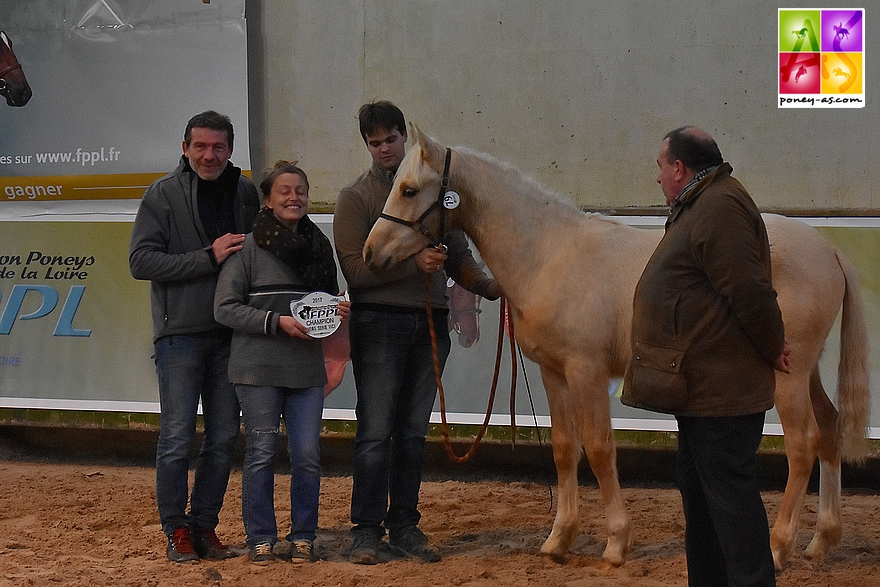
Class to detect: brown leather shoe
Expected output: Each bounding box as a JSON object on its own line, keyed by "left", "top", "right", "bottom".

{"left": 192, "top": 526, "right": 235, "bottom": 560}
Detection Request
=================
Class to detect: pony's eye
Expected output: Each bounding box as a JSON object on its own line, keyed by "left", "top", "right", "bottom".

{"left": 403, "top": 188, "right": 418, "bottom": 198}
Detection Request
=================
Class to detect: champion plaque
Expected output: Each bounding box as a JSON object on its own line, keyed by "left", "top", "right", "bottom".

{"left": 290, "top": 291, "right": 348, "bottom": 338}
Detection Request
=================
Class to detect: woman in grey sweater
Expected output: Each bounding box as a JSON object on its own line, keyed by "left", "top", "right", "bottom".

{"left": 215, "top": 161, "right": 350, "bottom": 565}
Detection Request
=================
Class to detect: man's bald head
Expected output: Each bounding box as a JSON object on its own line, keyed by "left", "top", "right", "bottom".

{"left": 662, "top": 126, "right": 723, "bottom": 173}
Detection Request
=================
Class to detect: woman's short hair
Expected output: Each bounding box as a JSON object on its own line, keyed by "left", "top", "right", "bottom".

{"left": 259, "top": 160, "right": 309, "bottom": 198}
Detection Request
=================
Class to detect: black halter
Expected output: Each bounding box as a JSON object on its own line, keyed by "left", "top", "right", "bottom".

{"left": 0, "top": 30, "right": 22, "bottom": 94}
{"left": 378, "top": 147, "right": 452, "bottom": 249}
{"left": 0, "top": 62, "right": 22, "bottom": 91}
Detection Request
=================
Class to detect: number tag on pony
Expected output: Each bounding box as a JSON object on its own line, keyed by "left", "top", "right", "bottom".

{"left": 290, "top": 291, "right": 348, "bottom": 338}
{"left": 443, "top": 190, "right": 460, "bottom": 209}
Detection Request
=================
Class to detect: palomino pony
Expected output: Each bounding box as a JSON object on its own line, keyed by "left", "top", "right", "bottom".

{"left": 363, "top": 126, "right": 871, "bottom": 570}
{"left": 0, "top": 31, "right": 32, "bottom": 107}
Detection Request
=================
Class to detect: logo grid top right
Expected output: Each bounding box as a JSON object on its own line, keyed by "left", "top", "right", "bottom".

{"left": 778, "top": 8, "right": 865, "bottom": 108}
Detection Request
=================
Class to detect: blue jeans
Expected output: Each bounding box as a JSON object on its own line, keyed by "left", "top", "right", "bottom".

{"left": 349, "top": 308, "right": 450, "bottom": 535}
{"left": 237, "top": 384, "right": 324, "bottom": 546}
{"left": 154, "top": 331, "right": 240, "bottom": 536}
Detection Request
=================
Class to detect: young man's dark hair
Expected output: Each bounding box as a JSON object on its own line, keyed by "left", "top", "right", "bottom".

{"left": 663, "top": 125, "right": 722, "bottom": 172}
{"left": 357, "top": 101, "right": 406, "bottom": 143}
{"left": 185, "top": 110, "right": 235, "bottom": 149}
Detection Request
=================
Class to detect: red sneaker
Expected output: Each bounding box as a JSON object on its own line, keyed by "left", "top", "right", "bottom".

{"left": 166, "top": 526, "right": 199, "bottom": 563}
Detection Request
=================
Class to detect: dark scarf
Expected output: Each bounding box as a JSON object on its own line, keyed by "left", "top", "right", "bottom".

{"left": 252, "top": 207, "right": 338, "bottom": 293}
{"left": 192, "top": 161, "right": 239, "bottom": 240}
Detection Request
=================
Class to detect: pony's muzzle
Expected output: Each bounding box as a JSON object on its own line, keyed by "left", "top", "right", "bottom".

{"left": 362, "top": 245, "right": 390, "bottom": 271}
{"left": 364, "top": 245, "right": 396, "bottom": 271}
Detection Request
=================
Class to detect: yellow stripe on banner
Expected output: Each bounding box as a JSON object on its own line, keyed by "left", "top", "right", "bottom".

{"left": 1, "top": 174, "right": 162, "bottom": 201}
{"left": 1, "top": 170, "right": 253, "bottom": 201}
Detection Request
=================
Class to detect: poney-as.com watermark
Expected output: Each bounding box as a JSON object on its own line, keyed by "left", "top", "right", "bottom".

{"left": 778, "top": 8, "right": 865, "bottom": 108}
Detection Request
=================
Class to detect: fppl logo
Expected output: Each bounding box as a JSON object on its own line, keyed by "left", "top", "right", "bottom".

{"left": 778, "top": 8, "right": 865, "bottom": 108}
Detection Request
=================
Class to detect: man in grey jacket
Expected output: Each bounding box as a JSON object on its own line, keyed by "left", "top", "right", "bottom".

{"left": 129, "top": 110, "right": 260, "bottom": 563}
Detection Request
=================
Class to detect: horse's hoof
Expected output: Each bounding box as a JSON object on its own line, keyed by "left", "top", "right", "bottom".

{"left": 538, "top": 544, "right": 568, "bottom": 564}
{"left": 601, "top": 539, "right": 629, "bottom": 568}
{"left": 538, "top": 551, "right": 567, "bottom": 564}
{"left": 772, "top": 550, "right": 785, "bottom": 572}
{"left": 550, "top": 553, "right": 568, "bottom": 565}
{"left": 804, "top": 541, "right": 829, "bottom": 567}
{"left": 600, "top": 553, "right": 626, "bottom": 568}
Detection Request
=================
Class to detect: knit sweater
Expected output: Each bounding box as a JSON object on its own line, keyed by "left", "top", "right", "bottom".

{"left": 214, "top": 231, "right": 339, "bottom": 388}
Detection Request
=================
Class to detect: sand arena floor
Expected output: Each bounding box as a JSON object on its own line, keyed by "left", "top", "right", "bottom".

{"left": 1, "top": 454, "right": 879, "bottom": 587}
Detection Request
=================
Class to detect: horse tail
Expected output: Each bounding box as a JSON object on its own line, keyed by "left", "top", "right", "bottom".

{"left": 835, "top": 249, "right": 872, "bottom": 464}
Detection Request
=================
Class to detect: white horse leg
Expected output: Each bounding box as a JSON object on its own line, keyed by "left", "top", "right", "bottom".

{"left": 806, "top": 458, "right": 842, "bottom": 564}
{"left": 539, "top": 368, "right": 582, "bottom": 561}
{"left": 805, "top": 368, "right": 843, "bottom": 564}
{"left": 770, "top": 372, "right": 819, "bottom": 570}
{"left": 770, "top": 439, "right": 815, "bottom": 570}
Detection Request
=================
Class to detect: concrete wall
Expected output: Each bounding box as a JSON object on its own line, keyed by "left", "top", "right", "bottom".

{"left": 246, "top": 1, "right": 878, "bottom": 213}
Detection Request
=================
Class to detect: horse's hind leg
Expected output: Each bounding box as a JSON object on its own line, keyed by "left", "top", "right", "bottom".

{"left": 770, "top": 369, "right": 820, "bottom": 570}
{"left": 804, "top": 367, "right": 843, "bottom": 565}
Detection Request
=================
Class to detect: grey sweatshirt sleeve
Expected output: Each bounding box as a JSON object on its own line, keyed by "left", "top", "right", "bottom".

{"left": 214, "top": 249, "right": 280, "bottom": 336}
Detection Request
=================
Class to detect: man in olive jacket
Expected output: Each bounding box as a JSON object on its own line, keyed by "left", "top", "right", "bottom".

{"left": 623, "top": 126, "right": 790, "bottom": 587}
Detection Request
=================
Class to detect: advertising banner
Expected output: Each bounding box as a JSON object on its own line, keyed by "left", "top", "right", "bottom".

{"left": 1, "top": 2, "right": 878, "bottom": 439}
{"left": 0, "top": 222, "right": 155, "bottom": 410}
{"left": 0, "top": 0, "right": 250, "bottom": 410}
{"left": 0, "top": 0, "right": 250, "bottom": 203}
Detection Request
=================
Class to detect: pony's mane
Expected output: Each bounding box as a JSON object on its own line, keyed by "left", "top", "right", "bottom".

{"left": 453, "top": 144, "right": 582, "bottom": 213}
{"left": 451, "top": 144, "right": 626, "bottom": 231}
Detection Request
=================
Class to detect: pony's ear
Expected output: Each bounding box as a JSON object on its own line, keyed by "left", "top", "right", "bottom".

{"left": 409, "top": 123, "right": 427, "bottom": 147}
{"left": 410, "top": 124, "right": 445, "bottom": 165}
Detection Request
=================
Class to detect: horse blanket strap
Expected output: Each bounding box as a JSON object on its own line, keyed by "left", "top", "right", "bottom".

{"left": 378, "top": 147, "right": 453, "bottom": 249}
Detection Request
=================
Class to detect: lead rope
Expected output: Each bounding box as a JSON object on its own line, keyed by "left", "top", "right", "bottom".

{"left": 502, "top": 304, "right": 553, "bottom": 509}
{"left": 425, "top": 277, "right": 514, "bottom": 463}
{"left": 506, "top": 303, "right": 517, "bottom": 446}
